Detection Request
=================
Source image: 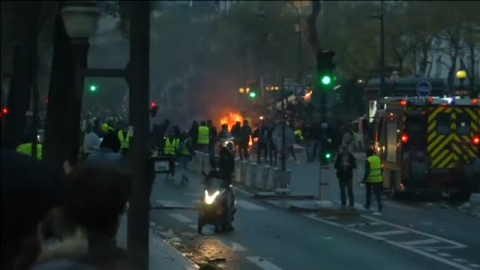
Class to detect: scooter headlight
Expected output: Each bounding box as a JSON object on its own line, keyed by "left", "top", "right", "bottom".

{"left": 204, "top": 190, "right": 220, "bottom": 205}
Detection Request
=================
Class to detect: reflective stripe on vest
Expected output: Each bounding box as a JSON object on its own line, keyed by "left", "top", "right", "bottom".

{"left": 164, "top": 138, "right": 179, "bottom": 155}
{"left": 118, "top": 131, "right": 130, "bottom": 149}
{"left": 198, "top": 126, "right": 210, "bottom": 145}
{"left": 16, "top": 143, "right": 42, "bottom": 160}
{"left": 367, "top": 155, "right": 383, "bottom": 183}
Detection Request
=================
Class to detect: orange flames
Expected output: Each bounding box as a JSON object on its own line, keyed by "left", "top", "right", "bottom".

{"left": 219, "top": 112, "right": 243, "bottom": 128}
{"left": 219, "top": 112, "right": 253, "bottom": 146}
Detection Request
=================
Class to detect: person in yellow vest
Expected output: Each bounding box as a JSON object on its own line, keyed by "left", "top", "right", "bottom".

{"left": 362, "top": 148, "right": 383, "bottom": 214}
{"left": 178, "top": 131, "right": 194, "bottom": 185}
{"left": 164, "top": 131, "right": 180, "bottom": 181}
{"left": 118, "top": 127, "right": 132, "bottom": 155}
{"left": 197, "top": 121, "right": 210, "bottom": 153}
{"left": 16, "top": 141, "right": 42, "bottom": 160}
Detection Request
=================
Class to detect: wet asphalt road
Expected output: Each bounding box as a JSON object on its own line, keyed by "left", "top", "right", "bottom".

{"left": 148, "top": 159, "right": 480, "bottom": 270}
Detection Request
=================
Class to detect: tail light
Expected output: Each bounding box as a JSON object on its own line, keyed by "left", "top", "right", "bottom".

{"left": 473, "top": 99, "right": 478, "bottom": 105}
{"left": 474, "top": 136, "right": 480, "bottom": 145}
{"left": 400, "top": 100, "right": 407, "bottom": 106}
{"left": 401, "top": 134, "right": 409, "bottom": 143}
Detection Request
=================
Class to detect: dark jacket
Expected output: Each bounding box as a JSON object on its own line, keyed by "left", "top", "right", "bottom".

{"left": 218, "top": 149, "right": 235, "bottom": 185}
{"left": 334, "top": 151, "right": 357, "bottom": 179}
{"left": 240, "top": 125, "right": 252, "bottom": 144}
{"left": 231, "top": 124, "right": 241, "bottom": 138}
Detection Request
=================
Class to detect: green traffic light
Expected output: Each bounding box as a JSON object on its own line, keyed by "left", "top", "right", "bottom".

{"left": 89, "top": 85, "right": 97, "bottom": 92}
{"left": 249, "top": 92, "right": 256, "bottom": 98}
{"left": 325, "top": 153, "right": 332, "bottom": 159}
{"left": 321, "top": 75, "right": 332, "bottom": 85}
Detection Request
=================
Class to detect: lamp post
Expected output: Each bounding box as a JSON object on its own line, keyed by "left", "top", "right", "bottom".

{"left": 371, "top": 1, "right": 385, "bottom": 98}
{"left": 60, "top": 1, "right": 100, "bottom": 163}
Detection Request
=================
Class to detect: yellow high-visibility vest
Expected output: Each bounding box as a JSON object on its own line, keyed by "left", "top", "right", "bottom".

{"left": 164, "top": 138, "right": 179, "bottom": 156}
{"left": 198, "top": 126, "right": 210, "bottom": 145}
{"left": 367, "top": 155, "right": 383, "bottom": 183}
{"left": 118, "top": 130, "right": 130, "bottom": 149}
{"left": 16, "top": 143, "right": 42, "bottom": 160}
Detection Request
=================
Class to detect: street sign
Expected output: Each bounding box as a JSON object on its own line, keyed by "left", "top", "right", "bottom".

{"left": 416, "top": 80, "right": 432, "bottom": 97}
{"left": 294, "top": 85, "right": 306, "bottom": 97}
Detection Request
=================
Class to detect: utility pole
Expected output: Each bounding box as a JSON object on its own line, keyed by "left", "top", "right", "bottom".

{"left": 379, "top": 0, "right": 385, "bottom": 98}
{"left": 126, "top": 2, "right": 151, "bottom": 269}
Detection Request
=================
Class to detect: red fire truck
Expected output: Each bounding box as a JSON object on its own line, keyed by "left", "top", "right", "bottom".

{"left": 372, "top": 96, "right": 480, "bottom": 200}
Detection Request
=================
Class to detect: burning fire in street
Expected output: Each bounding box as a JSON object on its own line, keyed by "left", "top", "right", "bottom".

{"left": 219, "top": 112, "right": 243, "bottom": 128}
{"left": 219, "top": 112, "right": 253, "bottom": 146}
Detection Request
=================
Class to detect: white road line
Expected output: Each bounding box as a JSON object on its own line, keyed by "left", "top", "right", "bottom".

{"left": 303, "top": 214, "right": 473, "bottom": 270}
{"left": 229, "top": 241, "right": 247, "bottom": 252}
{"left": 246, "top": 256, "right": 282, "bottom": 270}
{"left": 189, "top": 224, "right": 213, "bottom": 234}
{"left": 423, "top": 248, "right": 437, "bottom": 252}
{"left": 372, "top": 230, "right": 408, "bottom": 236}
{"left": 402, "top": 239, "right": 441, "bottom": 246}
{"left": 362, "top": 215, "right": 468, "bottom": 249}
{"left": 453, "top": 259, "right": 468, "bottom": 263}
{"left": 236, "top": 199, "right": 267, "bottom": 211}
{"left": 437, "top": 253, "right": 452, "bottom": 257}
{"left": 156, "top": 200, "right": 185, "bottom": 208}
{"left": 468, "top": 264, "right": 480, "bottom": 268}
{"left": 346, "top": 222, "right": 382, "bottom": 227}
{"left": 168, "top": 213, "right": 192, "bottom": 223}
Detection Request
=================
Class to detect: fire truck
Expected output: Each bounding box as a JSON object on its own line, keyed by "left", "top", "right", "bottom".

{"left": 372, "top": 96, "right": 480, "bottom": 200}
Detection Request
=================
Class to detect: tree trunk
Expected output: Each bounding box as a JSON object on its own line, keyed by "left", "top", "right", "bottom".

{"left": 4, "top": 1, "right": 39, "bottom": 149}
{"left": 43, "top": 11, "right": 75, "bottom": 169}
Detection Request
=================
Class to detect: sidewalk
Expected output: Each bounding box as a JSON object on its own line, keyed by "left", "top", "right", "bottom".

{"left": 116, "top": 216, "right": 199, "bottom": 270}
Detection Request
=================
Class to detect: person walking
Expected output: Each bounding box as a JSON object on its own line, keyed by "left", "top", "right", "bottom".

{"left": 239, "top": 120, "right": 252, "bottom": 160}
{"left": 231, "top": 121, "right": 242, "bottom": 157}
{"left": 363, "top": 148, "right": 383, "bottom": 215}
{"left": 334, "top": 145, "right": 357, "bottom": 208}
{"left": 189, "top": 120, "right": 199, "bottom": 150}
{"left": 178, "top": 131, "right": 194, "bottom": 185}
{"left": 164, "top": 131, "right": 180, "bottom": 181}
{"left": 197, "top": 121, "right": 210, "bottom": 153}
{"left": 255, "top": 121, "right": 268, "bottom": 164}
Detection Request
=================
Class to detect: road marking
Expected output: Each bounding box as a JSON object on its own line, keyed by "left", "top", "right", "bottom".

{"left": 228, "top": 241, "right": 247, "bottom": 252}
{"left": 303, "top": 214, "right": 473, "bottom": 270}
{"left": 156, "top": 200, "right": 185, "bottom": 208}
{"left": 346, "top": 222, "right": 381, "bottom": 227}
{"left": 437, "top": 253, "right": 452, "bottom": 257}
{"left": 402, "top": 239, "right": 441, "bottom": 246}
{"left": 362, "top": 215, "right": 467, "bottom": 249}
{"left": 468, "top": 264, "right": 480, "bottom": 268}
{"left": 168, "top": 213, "right": 192, "bottom": 223}
{"left": 236, "top": 199, "right": 266, "bottom": 211}
{"left": 453, "top": 259, "right": 468, "bottom": 263}
{"left": 372, "top": 230, "right": 408, "bottom": 236}
{"left": 423, "top": 248, "right": 437, "bottom": 252}
{"left": 246, "top": 256, "right": 282, "bottom": 270}
{"left": 189, "top": 224, "right": 213, "bottom": 234}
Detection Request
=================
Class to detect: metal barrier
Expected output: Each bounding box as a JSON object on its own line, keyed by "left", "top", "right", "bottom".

{"left": 240, "top": 161, "right": 248, "bottom": 184}
{"left": 234, "top": 159, "right": 242, "bottom": 183}
{"left": 247, "top": 163, "right": 258, "bottom": 187}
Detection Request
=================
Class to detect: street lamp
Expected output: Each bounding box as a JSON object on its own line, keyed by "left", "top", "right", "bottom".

{"left": 61, "top": 1, "right": 100, "bottom": 162}
{"left": 457, "top": 69, "right": 467, "bottom": 87}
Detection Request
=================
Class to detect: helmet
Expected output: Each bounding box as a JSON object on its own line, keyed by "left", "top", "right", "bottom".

{"left": 221, "top": 138, "right": 235, "bottom": 153}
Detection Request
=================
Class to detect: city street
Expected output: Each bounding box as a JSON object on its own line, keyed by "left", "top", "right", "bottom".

{"left": 149, "top": 157, "right": 480, "bottom": 270}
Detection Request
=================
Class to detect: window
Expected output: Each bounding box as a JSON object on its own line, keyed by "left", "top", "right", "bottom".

{"left": 456, "top": 113, "right": 471, "bottom": 135}
{"left": 436, "top": 113, "right": 451, "bottom": 135}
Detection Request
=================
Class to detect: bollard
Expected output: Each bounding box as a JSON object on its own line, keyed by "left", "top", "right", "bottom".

{"left": 261, "top": 165, "right": 270, "bottom": 190}
{"left": 240, "top": 161, "right": 248, "bottom": 185}
{"left": 270, "top": 167, "right": 280, "bottom": 190}
{"left": 248, "top": 163, "right": 258, "bottom": 187}
{"left": 234, "top": 159, "right": 242, "bottom": 183}
{"left": 275, "top": 170, "right": 291, "bottom": 194}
